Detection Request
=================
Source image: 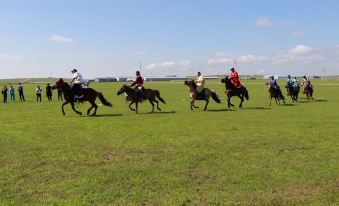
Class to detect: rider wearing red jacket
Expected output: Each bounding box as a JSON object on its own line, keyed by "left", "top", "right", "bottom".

{"left": 229, "top": 67, "right": 242, "bottom": 88}
{"left": 130, "top": 71, "right": 145, "bottom": 99}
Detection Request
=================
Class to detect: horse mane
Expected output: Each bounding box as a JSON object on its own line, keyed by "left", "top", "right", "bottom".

{"left": 223, "top": 76, "right": 234, "bottom": 90}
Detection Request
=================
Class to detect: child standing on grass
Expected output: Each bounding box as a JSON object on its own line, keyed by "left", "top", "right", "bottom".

{"left": 36, "top": 85, "right": 42, "bottom": 102}
{"left": 9, "top": 84, "right": 15, "bottom": 102}
{"left": 2, "top": 85, "right": 8, "bottom": 103}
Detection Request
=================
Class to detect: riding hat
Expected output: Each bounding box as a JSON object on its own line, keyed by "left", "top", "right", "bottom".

{"left": 71, "top": 69, "right": 77, "bottom": 73}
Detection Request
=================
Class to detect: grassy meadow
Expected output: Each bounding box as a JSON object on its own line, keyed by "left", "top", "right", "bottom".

{"left": 0, "top": 79, "right": 338, "bottom": 205}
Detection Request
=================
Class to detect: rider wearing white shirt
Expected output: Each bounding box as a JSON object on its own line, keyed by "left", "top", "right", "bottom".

{"left": 70, "top": 69, "right": 84, "bottom": 99}
{"left": 195, "top": 72, "right": 205, "bottom": 93}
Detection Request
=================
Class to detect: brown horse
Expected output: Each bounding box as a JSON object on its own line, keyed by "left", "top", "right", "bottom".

{"left": 267, "top": 82, "right": 285, "bottom": 106}
{"left": 221, "top": 76, "right": 249, "bottom": 108}
{"left": 285, "top": 83, "right": 300, "bottom": 102}
{"left": 184, "top": 79, "right": 221, "bottom": 111}
{"left": 303, "top": 84, "right": 314, "bottom": 101}
{"left": 116, "top": 85, "right": 165, "bottom": 113}
{"left": 52, "top": 78, "right": 112, "bottom": 116}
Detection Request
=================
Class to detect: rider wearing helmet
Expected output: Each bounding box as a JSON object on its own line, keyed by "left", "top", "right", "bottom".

{"left": 195, "top": 72, "right": 205, "bottom": 92}
{"left": 229, "top": 67, "right": 242, "bottom": 88}
{"left": 287, "top": 75, "right": 297, "bottom": 91}
{"left": 301, "top": 75, "right": 313, "bottom": 91}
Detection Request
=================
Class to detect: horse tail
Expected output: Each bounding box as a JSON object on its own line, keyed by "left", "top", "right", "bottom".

{"left": 211, "top": 91, "right": 221, "bottom": 103}
{"left": 243, "top": 88, "right": 249, "bottom": 100}
{"left": 155, "top": 90, "right": 166, "bottom": 104}
{"left": 97, "top": 92, "right": 112, "bottom": 107}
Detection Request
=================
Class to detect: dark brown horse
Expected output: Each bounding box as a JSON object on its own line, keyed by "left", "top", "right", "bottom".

{"left": 303, "top": 84, "right": 314, "bottom": 101}
{"left": 184, "top": 79, "right": 221, "bottom": 111}
{"left": 267, "top": 82, "right": 285, "bottom": 106}
{"left": 117, "top": 85, "right": 165, "bottom": 113}
{"left": 285, "top": 83, "right": 300, "bottom": 102}
{"left": 52, "top": 78, "right": 112, "bottom": 116}
{"left": 221, "top": 76, "right": 249, "bottom": 108}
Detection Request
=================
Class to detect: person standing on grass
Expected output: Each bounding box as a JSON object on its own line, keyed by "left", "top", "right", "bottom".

{"left": 9, "top": 84, "right": 15, "bottom": 102}
{"left": 46, "top": 83, "right": 52, "bottom": 101}
{"left": 17, "top": 83, "right": 25, "bottom": 102}
{"left": 1, "top": 84, "right": 8, "bottom": 103}
{"left": 36, "top": 85, "right": 42, "bottom": 102}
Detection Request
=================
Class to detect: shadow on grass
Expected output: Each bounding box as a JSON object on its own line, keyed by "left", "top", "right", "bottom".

{"left": 84, "top": 113, "right": 123, "bottom": 117}
{"left": 315, "top": 99, "right": 328, "bottom": 102}
{"left": 280, "top": 103, "right": 296, "bottom": 106}
{"left": 138, "top": 111, "right": 176, "bottom": 115}
{"left": 241, "top": 107, "right": 271, "bottom": 110}
{"left": 207, "top": 108, "right": 236, "bottom": 112}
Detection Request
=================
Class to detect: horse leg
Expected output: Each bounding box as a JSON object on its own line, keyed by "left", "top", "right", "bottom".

{"left": 135, "top": 102, "right": 138, "bottom": 113}
{"left": 70, "top": 102, "right": 82, "bottom": 115}
{"left": 204, "top": 99, "right": 209, "bottom": 111}
{"left": 89, "top": 101, "right": 98, "bottom": 116}
{"left": 148, "top": 99, "right": 155, "bottom": 113}
{"left": 228, "top": 95, "right": 235, "bottom": 107}
{"left": 128, "top": 101, "right": 136, "bottom": 111}
{"left": 238, "top": 94, "right": 243, "bottom": 108}
{"left": 154, "top": 99, "right": 161, "bottom": 111}
{"left": 87, "top": 102, "right": 95, "bottom": 115}
{"left": 190, "top": 99, "right": 198, "bottom": 110}
{"left": 92, "top": 104, "right": 98, "bottom": 116}
{"left": 61, "top": 101, "right": 69, "bottom": 115}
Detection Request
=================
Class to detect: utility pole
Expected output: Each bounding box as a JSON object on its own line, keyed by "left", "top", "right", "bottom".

{"left": 322, "top": 65, "right": 326, "bottom": 81}
{"left": 139, "top": 60, "right": 142, "bottom": 74}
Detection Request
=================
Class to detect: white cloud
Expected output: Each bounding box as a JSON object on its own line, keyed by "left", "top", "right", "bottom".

{"left": 50, "top": 35, "right": 74, "bottom": 43}
{"left": 129, "top": 50, "right": 147, "bottom": 56}
{"left": 146, "top": 61, "right": 176, "bottom": 70}
{"left": 254, "top": 17, "right": 272, "bottom": 28}
{"left": 290, "top": 32, "right": 306, "bottom": 39}
{"left": 289, "top": 45, "right": 313, "bottom": 55}
{"left": 0, "top": 54, "right": 22, "bottom": 61}
{"left": 207, "top": 52, "right": 234, "bottom": 65}
{"left": 282, "top": 20, "right": 296, "bottom": 27}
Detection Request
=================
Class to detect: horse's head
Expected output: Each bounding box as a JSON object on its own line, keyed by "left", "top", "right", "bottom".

{"left": 221, "top": 76, "right": 231, "bottom": 83}
{"left": 52, "top": 78, "right": 65, "bottom": 90}
{"left": 117, "top": 85, "right": 128, "bottom": 95}
{"left": 184, "top": 79, "right": 196, "bottom": 88}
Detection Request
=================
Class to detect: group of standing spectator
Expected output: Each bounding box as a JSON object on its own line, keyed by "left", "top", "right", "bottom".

{"left": 1, "top": 83, "right": 25, "bottom": 103}
{"left": 1, "top": 82, "right": 63, "bottom": 103}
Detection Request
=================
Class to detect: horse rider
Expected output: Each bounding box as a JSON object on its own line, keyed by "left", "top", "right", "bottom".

{"left": 287, "top": 75, "right": 297, "bottom": 91}
{"left": 70, "top": 69, "right": 84, "bottom": 100}
{"left": 270, "top": 76, "right": 283, "bottom": 95}
{"left": 195, "top": 72, "right": 205, "bottom": 96}
{"left": 301, "top": 76, "right": 313, "bottom": 91}
{"left": 130, "top": 70, "right": 145, "bottom": 99}
{"left": 295, "top": 77, "right": 301, "bottom": 87}
{"left": 229, "top": 67, "right": 242, "bottom": 88}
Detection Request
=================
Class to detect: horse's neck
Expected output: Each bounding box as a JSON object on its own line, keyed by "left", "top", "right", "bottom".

{"left": 61, "top": 82, "right": 71, "bottom": 92}
{"left": 125, "top": 87, "right": 136, "bottom": 95}
{"left": 225, "top": 81, "right": 233, "bottom": 90}
{"left": 188, "top": 85, "right": 196, "bottom": 93}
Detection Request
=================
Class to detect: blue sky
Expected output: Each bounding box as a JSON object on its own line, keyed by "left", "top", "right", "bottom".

{"left": 1, "top": 0, "right": 339, "bottom": 78}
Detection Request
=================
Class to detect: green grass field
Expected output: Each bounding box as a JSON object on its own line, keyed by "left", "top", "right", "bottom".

{"left": 1, "top": 79, "right": 338, "bottom": 205}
